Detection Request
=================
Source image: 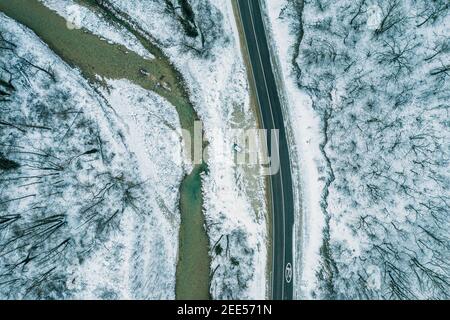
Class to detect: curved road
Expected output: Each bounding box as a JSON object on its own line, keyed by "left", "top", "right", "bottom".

{"left": 236, "top": 0, "right": 294, "bottom": 300}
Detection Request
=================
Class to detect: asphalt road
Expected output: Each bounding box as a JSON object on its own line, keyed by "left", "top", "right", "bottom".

{"left": 236, "top": 0, "right": 295, "bottom": 300}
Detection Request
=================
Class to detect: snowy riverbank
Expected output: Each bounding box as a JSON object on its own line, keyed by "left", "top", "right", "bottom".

{"left": 0, "top": 12, "right": 182, "bottom": 299}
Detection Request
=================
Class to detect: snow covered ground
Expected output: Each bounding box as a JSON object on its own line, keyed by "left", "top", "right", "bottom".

{"left": 102, "top": 0, "right": 269, "bottom": 299}
{"left": 72, "top": 78, "right": 184, "bottom": 299}
{"left": 0, "top": 13, "right": 181, "bottom": 299}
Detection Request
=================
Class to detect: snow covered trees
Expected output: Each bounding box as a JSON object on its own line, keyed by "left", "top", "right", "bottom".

{"left": 160, "top": 0, "right": 227, "bottom": 57}
{"left": 0, "top": 22, "right": 152, "bottom": 299}
{"left": 291, "top": 0, "right": 450, "bottom": 299}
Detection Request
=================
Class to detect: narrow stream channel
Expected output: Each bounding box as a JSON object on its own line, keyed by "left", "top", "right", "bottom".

{"left": 0, "top": 0, "right": 210, "bottom": 299}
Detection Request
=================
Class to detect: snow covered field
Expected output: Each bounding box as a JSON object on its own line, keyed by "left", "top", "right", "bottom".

{"left": 0, "top": 13, "right": 182, "bottom": 299}
{"left": 264, "top": 0, "right": 450, "bottom": 299}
